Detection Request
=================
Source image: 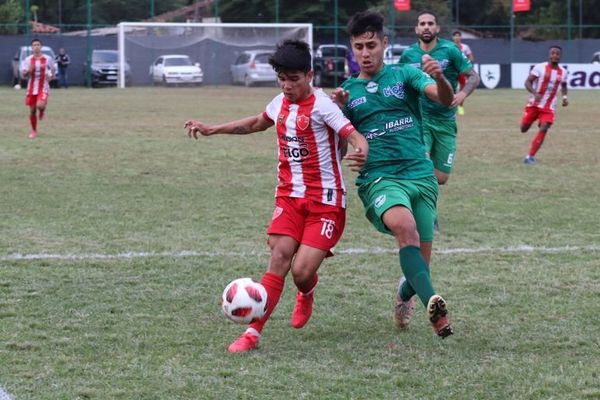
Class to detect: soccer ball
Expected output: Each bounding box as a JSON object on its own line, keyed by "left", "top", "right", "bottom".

{"left": 221, "top": 278, "right": 267, "bottom": 324}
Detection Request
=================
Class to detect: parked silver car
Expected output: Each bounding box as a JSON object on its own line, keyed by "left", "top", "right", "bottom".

{"left": 230, "top": 50, "right": 276, "bottom": 87}
{"left": 149, "top": 55, "right": 203, "bottom": 86}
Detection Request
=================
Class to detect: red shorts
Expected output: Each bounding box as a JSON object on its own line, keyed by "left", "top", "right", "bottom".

{"left": 25, "top": 93, "right": 49, "bottom": 107}
{"left": 457, "top": 73, "right": 467, "bottom": 88}
{"left": 521, "top": 106, "right": 555, "bottom": 126}
{"left": 267, "top": 196, "right": 346, "bottom": 255}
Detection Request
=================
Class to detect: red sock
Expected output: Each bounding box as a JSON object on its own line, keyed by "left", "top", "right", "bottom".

{"left": 528, "top": 130, "right": 546, "bottom": 157}
{"left": 39, "top": 109, "right": 45, "bottom": 120}
{"left": 296, "top": 273, "right": 318, "bottom": 295}
{"left": 29, "top": 115, "right": 37, "bottom": 130}
{"left": 249, "top": 272, "right": 285, "bottom": 334}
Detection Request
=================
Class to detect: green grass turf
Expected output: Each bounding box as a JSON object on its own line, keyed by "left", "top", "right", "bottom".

{"left": 1, "top": 86, "right": 599, "bottom": 399}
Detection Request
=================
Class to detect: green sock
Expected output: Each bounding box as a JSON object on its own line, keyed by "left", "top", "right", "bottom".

{"left": 399, "top": 278, "right": 416, "bottom": 301}
{"left": 399, "top": 246, "right": 435, "bottom": 307}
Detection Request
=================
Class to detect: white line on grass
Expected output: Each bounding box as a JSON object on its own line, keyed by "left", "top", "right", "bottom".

{"left": 2, "top": 244, "right": 599, "bottom": 262}
{"left": 0, "top": 387, "right": 13, "bottom": 400}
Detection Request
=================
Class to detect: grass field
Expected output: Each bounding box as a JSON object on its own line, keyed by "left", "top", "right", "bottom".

{"left": 1, "top": 86, "right": 599, "bottom": 400}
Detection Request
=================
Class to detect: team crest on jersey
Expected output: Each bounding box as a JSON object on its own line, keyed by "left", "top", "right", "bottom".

{"left": 277, "top": 114, "right": 285, "bottom": 125}
{"left": 366, "top": 81, "right": 379, "bottom": 93}
{"left": 296, "top": 114, "right": 310, "bottom": 131}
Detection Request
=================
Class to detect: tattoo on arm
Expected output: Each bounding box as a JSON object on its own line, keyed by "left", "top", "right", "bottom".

{"left": 461, "top": 69, "right": 480, "bottom": 96}
{"left": 231, "top": 125, "right": 252, "bottom": 134}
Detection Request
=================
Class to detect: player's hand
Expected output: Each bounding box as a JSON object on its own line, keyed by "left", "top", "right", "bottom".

{"left": 330, "top": 88, "right": 349, "bottom": 108}
{"left": 451, "top": 92, "right": 467, "bottom": 108}
{"left": 344, "top": 147, "right": 366, "bottom": 172}
{"left": 533, "top": 93, "right": 542, "bottom": 103}
{"left": 421, "top": 55, "right": 442, "bottom": 80}
{"left": 184, "top": 120, "right": 212, "bottom": 139}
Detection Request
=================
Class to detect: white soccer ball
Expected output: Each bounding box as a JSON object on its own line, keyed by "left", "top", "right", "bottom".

{"left": 221, "top": 278, "right": 267, "bottom": 324}
{"left": 14, "top": 84, "right": 21, "bottom": 90}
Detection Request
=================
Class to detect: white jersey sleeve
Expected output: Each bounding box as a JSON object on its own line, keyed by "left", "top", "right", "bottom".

{"left": 313, "top": 89, "right": 355, "bottom": 138}
{"left": 264, "top": 93, "right": 285, "bottom": 122}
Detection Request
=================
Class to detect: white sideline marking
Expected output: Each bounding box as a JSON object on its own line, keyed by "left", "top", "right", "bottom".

{"left": 0, "top": 387, "right": 13, "bottom": 400}
{"left": 1, "top": 244, "right": 599, "bottom": 262}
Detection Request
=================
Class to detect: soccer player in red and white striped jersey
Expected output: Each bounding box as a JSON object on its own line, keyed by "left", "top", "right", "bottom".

{"left": 184, "top": 39, "right": 368, "bottom": 353}
{"left": 520, "top": 45, "right": 569, "bottom": 165}
{"left": 21, "top": 38, "right": 55, "bottom": 139}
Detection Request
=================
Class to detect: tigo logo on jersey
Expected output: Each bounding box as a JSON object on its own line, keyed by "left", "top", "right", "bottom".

{"left": 296, "top": 114, "right": 310, "bottom": 131}
{"left": 366, "top": 81, "right": 379, "bottom": 93}
{"left": 383, "top": 82, "right": 405, "bottom": 99}
{"left": 374, "top": 194, "right": 386, "bottom": 208}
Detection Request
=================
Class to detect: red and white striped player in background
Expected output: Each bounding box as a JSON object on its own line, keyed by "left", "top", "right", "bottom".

{"left": 520, "top": 45, "right": 569, "bottom": 165}
{"left": 21, "top": 38, "right": 56, "bottom": 139}
{"left": 452, "top": 31, "right": 474, "bottom": 116}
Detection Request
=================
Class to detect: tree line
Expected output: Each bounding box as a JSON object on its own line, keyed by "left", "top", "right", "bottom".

{"left": 1, "top": 0, "right": 598, "bottom": 38}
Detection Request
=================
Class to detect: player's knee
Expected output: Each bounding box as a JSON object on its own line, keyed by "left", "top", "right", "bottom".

{"left": 388, "top": 221, "right": 419, "bottom": 247}
{"left": 291, "top": 268, "right": 313, "bottom": 288}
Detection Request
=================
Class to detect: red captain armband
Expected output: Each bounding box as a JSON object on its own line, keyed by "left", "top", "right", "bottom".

{"left": 262, "top": 112, "right": 273, "bottom": 123}
{"left": 338, "top": 122, "right": 355, "bottom": 138}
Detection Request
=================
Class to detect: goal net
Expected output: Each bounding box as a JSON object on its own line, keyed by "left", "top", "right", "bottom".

{"left": 117, "top": 22, "right": 313, "bottom": 88}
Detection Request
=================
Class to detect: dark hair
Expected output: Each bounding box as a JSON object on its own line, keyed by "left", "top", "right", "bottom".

{"left": 347, "top": 10, "right": 385, "bottom": 39}
{"left": 452, "top": 31, "right": 461, "bottom": 36}
{"left": 31, "top": 38, "right": 42, "bottom": 45}
{"left": 269, "top": 39, "right": 312, "bottom": 73}
{"left": 416, "top": 10, "right": 439, "bottom": 24}
{"left": 549, "top": 45, "right": 562, "bottom": 52}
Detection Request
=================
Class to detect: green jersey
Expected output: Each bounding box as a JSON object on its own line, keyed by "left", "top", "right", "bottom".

{"left": 341, "top": 64, "right": 435, "bottom": 184}
{"left": 400, "top": 38, "right": 473, "bottom": 119}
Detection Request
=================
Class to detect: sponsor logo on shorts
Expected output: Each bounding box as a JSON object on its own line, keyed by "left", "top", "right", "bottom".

{"left": 348, "top": 96, "right": 366, "bottom": 110}
{"left": 374, "top": 195, "right": 386, "bottom": 208}
{"left": 366, "top": 81, "right": 379, "bottom": 93}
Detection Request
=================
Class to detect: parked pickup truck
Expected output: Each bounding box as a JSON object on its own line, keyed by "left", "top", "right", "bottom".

{"left": 312, "top": 44, "right": 354, "bottom": 87}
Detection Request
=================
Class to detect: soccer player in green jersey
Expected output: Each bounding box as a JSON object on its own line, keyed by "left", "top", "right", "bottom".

{"left": 400, "top": 10, "right": 480, "bottom": 186}
{"left": 332, "top": 11, "right": 455, "bottom": 337}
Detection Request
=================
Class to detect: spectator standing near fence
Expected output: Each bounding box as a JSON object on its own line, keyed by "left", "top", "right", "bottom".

{"left": 55, "top": 48, "right": 70, "bottom": 89}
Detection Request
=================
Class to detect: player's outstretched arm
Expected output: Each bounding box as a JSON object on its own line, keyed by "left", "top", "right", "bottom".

{"left": 184, "top": 114, "right": 273, "bottom": 139}
{"left": 343, "top": 130, "right": 369, "bottom": 172}
{"left": 422, "top": 54, "right": 453, "bottom": 107}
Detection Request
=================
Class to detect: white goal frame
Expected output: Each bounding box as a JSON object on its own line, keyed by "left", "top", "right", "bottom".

{"left": 117, "top": 21, "right": 313, "bottom": 88}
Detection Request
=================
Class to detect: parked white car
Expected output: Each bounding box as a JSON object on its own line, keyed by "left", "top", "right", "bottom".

{"left": 149, "top": 55, "right": 203, "bottom": 86}
{"left": 384, "top": 44, "right": 407, "bottom": 65}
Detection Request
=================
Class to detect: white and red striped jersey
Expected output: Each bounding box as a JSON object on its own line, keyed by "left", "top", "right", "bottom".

{"left": 263, "top": 89, "right": 356, "bottom": 208}
{"left": 457, "top": 43, "right": 472, "bottom": 59}
{"left": 21, "top": 54, "right": 55, "bottom": 96}
{"left": 527, "top": 62, "right": 568, "bottom": 110}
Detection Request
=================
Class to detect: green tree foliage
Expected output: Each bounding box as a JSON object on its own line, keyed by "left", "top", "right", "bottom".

{"left": 0, "top": 0, "right": 22, "bottom": 33}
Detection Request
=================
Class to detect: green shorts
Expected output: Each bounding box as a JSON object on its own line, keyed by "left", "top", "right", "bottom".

{"left": 422, "top": 117, "right": 457, "bottom": 174}
{"left": 357, "top": 176, "right": 438, "bottom": 242}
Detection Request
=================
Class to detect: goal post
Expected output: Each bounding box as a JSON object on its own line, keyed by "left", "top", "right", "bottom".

{"left": 117, "top": 22, "right": 313, "bottom": 88}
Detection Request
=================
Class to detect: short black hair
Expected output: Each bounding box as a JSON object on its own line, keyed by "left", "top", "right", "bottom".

{"left": 452, "top": 31, "right": 462, "bottom": 36}
{"left": 549, "top": 45, "right": 562, "bottom": 52}
{"left": 347, "top": 10, "right": 385, "bottom": 39}
{"left": 31, "top": 38, "right": 42, "bottom": 45}
{"left": 416, "top": 10, "right": 439, "bottom": 24}
{"left": 269, "top": 39, "right": 312, "bottom": 74}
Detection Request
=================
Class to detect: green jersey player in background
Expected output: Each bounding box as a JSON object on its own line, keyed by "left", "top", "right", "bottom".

{"left": 332, "top": 11, "right": 455, "bottom": 338}
{"left": 400, "top": 10, "right": 480, "bottom": 186}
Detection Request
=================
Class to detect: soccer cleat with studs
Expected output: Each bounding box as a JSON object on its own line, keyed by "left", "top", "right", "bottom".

{"left": 291, "top": 290, "right": 314, "bottom": 329}
{"left": 394, "top": 276, "right": 414, "bottom": 329}
{"left": 228, "top": 329, "right": 260, "bottom": 353}
{"left": 427, "top": 295, "right": 453, "bottom": 338}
